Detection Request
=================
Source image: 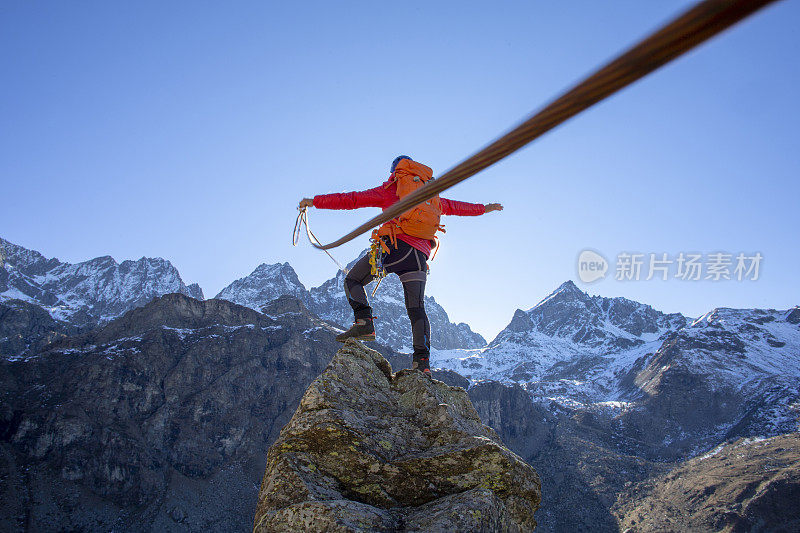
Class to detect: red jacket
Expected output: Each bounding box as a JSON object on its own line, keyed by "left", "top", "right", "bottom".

{"left": 313, "top": 178, "right": 485, "bottom": 257}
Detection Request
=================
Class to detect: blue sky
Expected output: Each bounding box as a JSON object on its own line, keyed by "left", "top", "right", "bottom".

{"left": 2, "top": 1, "right": 798, "bottom": 340}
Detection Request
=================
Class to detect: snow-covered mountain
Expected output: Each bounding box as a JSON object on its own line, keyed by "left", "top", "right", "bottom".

{"left": 435, "top": 280, "right": 800, "bottom": 457}
{"left": 0, "top": 237, "right": 483, "bottom": 356}
{"left": 215, "top": 263, "right": 306, "bottom": 309}
{"left": 0, "top": 237, "right": 203, "bottom": 325}
{"left": 629, "top": 306, "right": 800, "bottom": 441}
{"left": 641, "top": 306, "right": 800, "bottom": 394}
{"left": 215, "top": 251, "right": 486, "bottom": 351}
{"left": 436, "top": 282, "right": 799, "bottom": 400}
{"left": 436, "top": 280, "right": 686, "bottom": 390}
{"left": 493, "top": 280, "right": 686, "bottom": 349}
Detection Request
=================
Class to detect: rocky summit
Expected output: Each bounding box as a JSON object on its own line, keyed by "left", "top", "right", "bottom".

{"left": 254, "top": 341, "right": 541, "bottom": 532}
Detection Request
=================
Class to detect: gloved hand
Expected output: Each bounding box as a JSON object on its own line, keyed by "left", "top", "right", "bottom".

{"left": 298, "top": 198, "right": 314, "bottom": 209}
{"left": 485, "top": 203, "right": 504, "bottom": 212}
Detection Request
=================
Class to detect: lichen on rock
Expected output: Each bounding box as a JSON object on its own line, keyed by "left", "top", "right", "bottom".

{"left": 254, "top": 340, "right": 541, "bottom": 532}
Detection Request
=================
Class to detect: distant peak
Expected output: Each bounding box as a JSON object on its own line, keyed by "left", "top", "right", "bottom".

{"left": 88, "top": 255, "right": 118, "bottom": 266}
{"left": 250, "top": 262, "right": 300, "bottom": 281}
{"left": 558, "top": 280, "right": 581, "bottom": 292}
{"left": 0, "top": 237, "right": 52, "bottom": 267}
{"left": 140, "top": 256, "right": 170, "bottom": 265}
{"left": 119, "top": 256, "right": 174, "bottom": 270}
{"left": 691, "top": 307, "right": 788, "bottom": 328}
{"left": 187, "top": 283, "right": 205, "bottom": 301}
{"left": 529, "top": 280, "right": 589, "bottom": 311}
{"left": 254, "top": 262, "right": 291, "bottom": 274}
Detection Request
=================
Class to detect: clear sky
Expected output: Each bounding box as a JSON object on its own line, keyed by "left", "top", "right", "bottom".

{"left": 2, "top": 1, "right": 798, "bottom": 340}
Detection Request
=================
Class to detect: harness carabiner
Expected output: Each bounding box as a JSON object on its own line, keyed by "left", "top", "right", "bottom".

{"left": 369, "top": 237, "right": 387, "bottom": 297}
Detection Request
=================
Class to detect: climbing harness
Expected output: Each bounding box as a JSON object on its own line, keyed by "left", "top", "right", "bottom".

{"left": 368, "top": 238, "right": 387, "bottom": 297}
{"left": 292, "top": 206, "right": 348, "bottom": 274}
{"left": 304, "top": 0, "right": 777, "bottom": 252}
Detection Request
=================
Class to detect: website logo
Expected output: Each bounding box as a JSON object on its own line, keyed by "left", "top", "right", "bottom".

{"left": 577, "top": 249, "right": 608, "bottom": 283}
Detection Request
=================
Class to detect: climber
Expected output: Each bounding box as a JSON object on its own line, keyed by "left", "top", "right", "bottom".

{"left": 298, "top": 155, "right": 502, "bottom": 374}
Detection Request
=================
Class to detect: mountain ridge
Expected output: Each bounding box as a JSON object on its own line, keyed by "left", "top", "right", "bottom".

{"left": 0, "top": 237, "right": 204, "bottom": 325}
{"left": 2, "top": 237, "right": 485, "bottom": 354}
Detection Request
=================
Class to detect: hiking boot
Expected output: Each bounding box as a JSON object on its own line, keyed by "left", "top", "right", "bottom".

{"left": 411, "top": 354, "right": 431, "bottom": 375}
{"left": 336, "top": 318, "right": 376, "bottom": 342}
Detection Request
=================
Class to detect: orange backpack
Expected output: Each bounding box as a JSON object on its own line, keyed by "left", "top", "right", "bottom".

{"left": 374, "top": 159, "right": 445, "bottom": 252}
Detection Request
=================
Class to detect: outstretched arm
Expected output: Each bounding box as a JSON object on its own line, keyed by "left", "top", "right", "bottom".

{"left": 441, "top": 198, "right": 503, "bottom": 216}
{"left": 298, "top": 186, "right": 392, "bottom": 210}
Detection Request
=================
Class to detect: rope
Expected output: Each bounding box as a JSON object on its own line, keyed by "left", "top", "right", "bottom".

{"left": 311, "top": 0, "right": 777, "bottom": 251}
{"left": 293, "top": 207, "right": 348, "bottom": 274}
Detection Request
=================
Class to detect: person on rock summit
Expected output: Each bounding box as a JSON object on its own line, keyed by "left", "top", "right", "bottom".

{"left": 299, "top": 155, "right": 502, "bottom": 374}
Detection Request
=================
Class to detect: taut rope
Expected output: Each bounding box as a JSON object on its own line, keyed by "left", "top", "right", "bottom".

{"left": 310, "top": 0, "right": 778, "bottom": 251}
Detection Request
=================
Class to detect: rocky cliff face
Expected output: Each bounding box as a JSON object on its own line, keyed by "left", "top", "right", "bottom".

{"left": 217, "top": 252, "right": 486, "bottom": 352}
{"left": 0, "top": 293, "right": 344, "bottom": 531}
{"left": 614, "top": 434, "right": 800, "bottom": 532}
{"left": 0, "top": 237, "right": 204, "bottom": 329}
{"left": 618, "top": 306, "right": 800, "bottom": 460}
{"left": 465, "top": 379, "right": 658, "bottom": 533}
{"left": 0, "top": 299, "right": 83, "bottom": 358}
{"left": 254, "top": 341, "right": 541, "bottom": 532}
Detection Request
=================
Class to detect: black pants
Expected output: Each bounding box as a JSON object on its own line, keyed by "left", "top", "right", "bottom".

{"left": 344, "top": 239, "right": 430, "bottom": 357}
